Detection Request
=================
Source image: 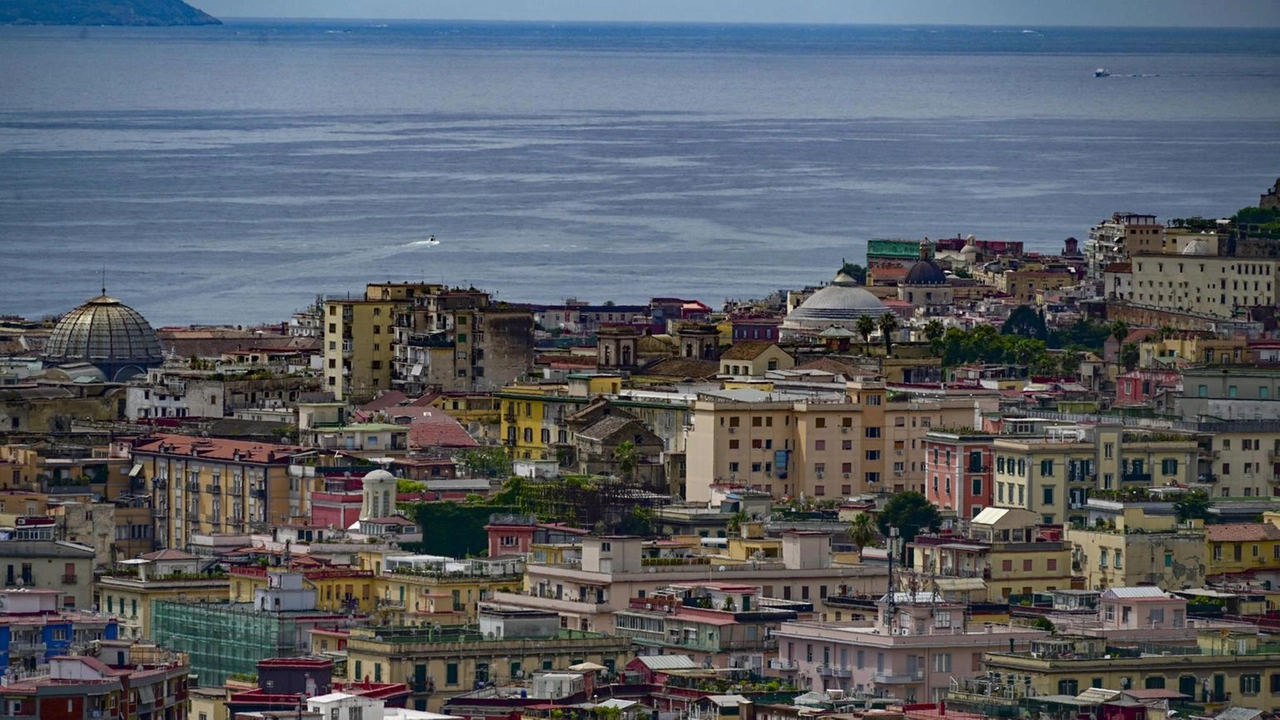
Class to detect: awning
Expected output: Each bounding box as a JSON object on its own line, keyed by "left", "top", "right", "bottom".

{"left": 128, "top": 464, "right": 143, "bottom": 478}
{"left": 410, "top": 364, "right": 424, "bottom": 377}
{"left": 137, "top": 685, "right": 155, "bottom": 705}
{"left": 935, "top": 577, "right": 986, "bottom": 591}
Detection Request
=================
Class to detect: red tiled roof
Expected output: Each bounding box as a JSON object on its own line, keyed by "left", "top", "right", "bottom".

{"left": 359, "top": 391, "right": 410, "bottom": 413}
{"left": 1206, "top": 523, "right": 1280, "bottom": 543}
{"left": 382, "top": 408, "right": 478, "bottom": 449}
{"left": 132, "top": 434, "right": 303, "bottom": 464}
{"left": 719, "top": 340, "right": 778, "bottom": 361}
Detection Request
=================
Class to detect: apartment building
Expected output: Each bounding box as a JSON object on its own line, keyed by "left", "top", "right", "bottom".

{"left": 773, "top": 593, "right": 1046, "bottom": 703}
{"left": 97, "top": 549, "right": 228, "bottom": 640}
{"left": 1130, "top": 254, "right": 1280, "bottom": 318}
{"left": 922, "top": 430, "right": 994, "bottom": 519}
{"left": 910, "top": 507, "right": 1073, "bottom": 602}
{"left": 992, "top": 425, "right": 1198, "bottom": 525}
{"left": 491, "top": 533, "right": 885, "bottom": 633}
{"left": 1065, "top": 499, "right": 1206, "bottom": 592}
{"left": 685, "top": 379, "right": 995, "bottom": 503}
{"left": 1085, "top": 213, "right": 1163, "bottom": 280}
{"left": 343, "top": 607, "right": 632, "bottom": 712}
{"left": 323, "top": 296, "right": 396, "bottom": 403}
{"left": 130, "top": 434, "right": 306, "bottom": 550}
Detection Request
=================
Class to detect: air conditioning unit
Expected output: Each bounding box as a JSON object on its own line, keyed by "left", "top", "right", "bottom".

{"left": 765, "top": 471, "right": 773, "bottom": 478}
{"left": 841, "top": 427, "right": 850, "bottom": 434}
{"left": 816, "top": 472, "right": 825, "bottom": 479}
{"left": 843, "top": 473, "right": 852, "bottom": 479}
{"left": 728, "top": 427, "right": 737, "bottom": 434}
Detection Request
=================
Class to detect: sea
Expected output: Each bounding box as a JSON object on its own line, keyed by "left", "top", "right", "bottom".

{"left": 1, "top": 21, "right": 1279, "bottom": 326}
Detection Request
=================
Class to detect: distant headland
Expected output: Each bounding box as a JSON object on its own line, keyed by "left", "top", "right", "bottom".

{"left": 0, "top": 0, "right": 221, "bottom": 26}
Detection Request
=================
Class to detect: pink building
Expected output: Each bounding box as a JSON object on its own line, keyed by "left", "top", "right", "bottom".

{"left": 922, "top": 431, "right": 994, "bottom": 520}
{"left": 309, "top": 491, "right": 363, "bottom": 530}
{"left": 1114, "top": 369, "right": 1180, "bottom": 406}
{"left": 483, "top": 514, "right": 589, "bottom": 558}
{"left": 772, "top": 592, "right": 1046, "bottom": 703}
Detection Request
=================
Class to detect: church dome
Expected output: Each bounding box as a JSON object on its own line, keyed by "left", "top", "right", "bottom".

{"left": 44, "top": 295, "right": 162, "bottom": 380}
{"left": 904, "top": 260, "right": 948, "bottom": 285}
{"left": 362, "top": 469, "right": 397, "bottom": 483}
{"left": 785, "top": 284, "right": 892, "bottom": 328}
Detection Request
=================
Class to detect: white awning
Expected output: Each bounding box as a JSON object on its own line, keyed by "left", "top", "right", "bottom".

{"left": 410, "top": 364, "right": 424, "bottom": 377}
{"left": 128, "top": 464, "right": 143, "bottom": 478}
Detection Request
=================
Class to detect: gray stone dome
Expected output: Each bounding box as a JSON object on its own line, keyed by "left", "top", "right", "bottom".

{"left": 44, "top": 295, "right": 162, "bottom": 381}
{"left": 785, "top": 284, "right": 892, "bottom": 329}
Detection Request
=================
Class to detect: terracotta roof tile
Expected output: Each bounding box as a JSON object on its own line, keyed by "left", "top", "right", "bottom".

{"left": 1206, "top": 523, "right": 1280, "bottom": 543}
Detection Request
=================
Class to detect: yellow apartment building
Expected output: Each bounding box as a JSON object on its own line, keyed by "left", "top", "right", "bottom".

{"left": 1204, "top": 522, "right": 1280, "bottom": 579}
{"left": 496, "top": 385, "right": 691, "bottom": 462}
{"left": 992, "top": 426, "right": 1198, "bottom": 525}
{"left": 130, "top": 434, "right": 306, "bottom": 551}
{"left": 1065, "top": 501, "right": 1205, "bottom": 591}
{"left": 230, "top": 564, "right": 381, "bottom": 613}
{"left": 97, "top": 549, "right": 229, "bottom": 639}
{"left": 685, "top": 378, "right": 997, "bottom": 502}
{"left": 323, "top": 297, "right": 397, "bottom": 402}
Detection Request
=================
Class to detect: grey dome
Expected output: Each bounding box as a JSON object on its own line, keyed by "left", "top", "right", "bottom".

{"left": 904, "top": 260, "right": 947, "bottom": 286}
{"left": 362, "top": 468, "right": 397, "bottom": 482}
{"left": 786, "top": 284, "right": 891, "bottom": 326}
{"left": 44, "top": 295, "right": 162, "bottom": 380}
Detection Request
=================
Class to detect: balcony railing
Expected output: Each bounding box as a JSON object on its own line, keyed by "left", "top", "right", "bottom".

{"left": 62, "top": 574, "right": 78, "bottom": 584}
{"left": 873, "top": 669, "right": 925, "bottom": 684}
{"left": 817, "top": 665, "right": 853, "bottom": 678}
{"left": 769, "top": 658, "right": 799, "bottom": 671}
{"left": 1121, "top": 472, "right": 1152, "bottom": 483}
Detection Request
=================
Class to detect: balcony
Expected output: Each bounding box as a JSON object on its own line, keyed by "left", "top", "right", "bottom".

{"left": 8, "top": 641, "right": 46, "bottom": 655}
{"left": 62, "top": 574, "right": 78, "bottom": 584}
{"left": 817, "top": 665, "right": 853, "bottom": 678}
{"left": 206, "top": 484, "right": 222, "bottom": 494}
{"left": 1121, "top": 472, "right": 1152, "bottom": 484}
{"left": 186, "top": 481, "right": 200, "bottom": 492}
{"left": 769, "top": 658, "right": 799, "bottom": 671}
{"left": 873, "top": 669, "right": 925, "bottom": 684}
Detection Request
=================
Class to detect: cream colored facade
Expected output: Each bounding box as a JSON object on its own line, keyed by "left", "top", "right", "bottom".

{"left": 131, "top": 434, "right": 306, "bottom": 550}
{"left": 992, "top": 426, "right": 1198, "bottom": 525}
{"left": 1202, "top": 429, "right": 1280, "bottom": 499}
{"left": 1130, "top": 254, "right": 1280, "bottom": 318}
{"left": 1066, "top": 503, "right": 1206, "bottom": 591}
{"left": 685, "top": 380, "right": 994, "bottom": 503}
{"left": 98, "top": 573, "right": 229, "bottom": 640}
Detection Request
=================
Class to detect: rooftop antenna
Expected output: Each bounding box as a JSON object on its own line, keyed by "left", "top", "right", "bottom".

{"left": 101, "top": 266, "right": 107, "bottom": 296}
{"left": 885, "top": 526, "right": 899, "bottom": 630}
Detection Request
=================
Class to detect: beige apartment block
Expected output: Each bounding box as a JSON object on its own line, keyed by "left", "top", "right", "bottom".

{"left": 1130, "top": 254, "right": 1280, "bottom": 319}
{"left": 685, "top": 378, "right": 994, "bottom": 503}
{"left": 1065, "top": 500, "right": 1206, "bottom": 591}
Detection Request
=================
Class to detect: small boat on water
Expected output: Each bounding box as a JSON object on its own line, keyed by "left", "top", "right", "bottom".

{"left": 1094, "top": 68, "right": 1111, "bottom": 77}
{"left": 424, "top": 235, "right": 439, "bottom": 246}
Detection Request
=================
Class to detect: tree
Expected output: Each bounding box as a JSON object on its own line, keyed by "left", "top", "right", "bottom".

{"left": 457, "top": 447, "right": 512, "bottom": 479}
{"left": 1110, "top": 320, "right": 1130, "bottom": 347}
{"left": 1120, "top": 342, "right": 1140, "bottom": 371}
{"left": 855, "top": 315, "right": 876, "bottom": 354}
{"left": 1174, "top": 489, "right": 1213, "bottom": 523}
{"left": 848, "top": 513, "right": 877, "bottom": 558}
{"left": 876, "top": 491, "right": 941, "bottom": 556}
{"left": 1002, "top": 305, "right": 1048, "bottom": 341}
{"left": 878, "top": 313, "right": 900, "bottom": 355}
{"left": 726, "top": 511, "right": 749, "bottom": 537}
{"left": 839, "top": 262, "right": 868, "bottom": 285}
{"left": 1060, "top": 350, "right": 1083, "bottom": 378}
{"left": 923, "top": 320, "right": 946, "bottom": 357}
{"left": 614, "top": 440, "right": 639, "bottom": 481}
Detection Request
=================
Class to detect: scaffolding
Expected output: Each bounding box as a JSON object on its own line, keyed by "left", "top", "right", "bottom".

{"left": 151, "top": 601, "right": 303, "bottom": 687}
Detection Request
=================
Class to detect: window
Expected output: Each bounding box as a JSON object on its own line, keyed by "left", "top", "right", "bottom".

{"left": 729, "top": 439, "right": 739, "bottom": 449}
{"left": 729, "top": 462, "right": 739, "bottom": 473}
{"left": 1162, "top": 458, "right": 1179, "bottom": 475}
{"left": 933, "top": 653, "right": 951, "bottom": 672}
{"left": 865, "top": 427, "right": 881, "bottom": 438}
{"left": 815, "top": 418, "right": 826, "bottom": 429}
{"left": 1241, "top": 674, "right": 1261, "bottom": 695}
{"left": 1002, "top": 560, "right": 1013, "bottom": 572}
{"left": 1114, "top": 550, "right": 1123, "bottom": 569}
{"left": 1023, "top": 559, "right": 1033, "bottom": 571}
{"left": 1047, "top": 558, "right": 1057, "bottom": 571}
{"left": 842, "top": 440, "right": 852, "bottom": 450}
{"left": 815, "top": 440, "right": 826, "bottom": 451}
{"left": 814, "top": 485, "right": 825, "bottom": 497}
{"left": 1042, "top": 486, "right": 1055, "bottom": 505}
{"left": 1040, "top": 459, "right": 1054, "bottom": 476}
{"left": 445, "top": 663, "right": 459, "bottom": 686}
{"left": 972, "top": 476, "right": 982, "bottom": 496}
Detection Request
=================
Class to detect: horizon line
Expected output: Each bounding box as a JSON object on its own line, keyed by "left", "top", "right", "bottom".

{"left": 210, "top": 17, "right": 1278, "bottom": 31}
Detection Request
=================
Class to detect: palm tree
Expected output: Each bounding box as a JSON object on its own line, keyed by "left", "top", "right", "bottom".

{"left": 1120, "top": 342, "right": 1140, "bottom": 372}
{"left": 849, "top": 513, "right": 876, "bottom": 559}
{"left": 1110, "top": 319, "right": 1129, "bottom": 346}
{"left": 878, "top": 313, "right": 900, "bottom": 355}
{"left": 614, "top": 440, "right": 639, "bottom": 482}
{"left": 855, "top": 315, "right": 876, "bottom": 354}
{"left": 923, "top": 319, "right": 945, "bottom": 356}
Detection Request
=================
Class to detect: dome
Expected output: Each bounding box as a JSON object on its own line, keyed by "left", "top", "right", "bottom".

{"left": 362, "top": 469, "right": 397, "bottom": 483}
{"left": 785, "top": 284, "right": 892, "bottom": 329}
{"left": 904, "top": 260, "right": 948, "bottom": 285}
{"left": 44, "top": 294, "right": 163, "bottom": 381}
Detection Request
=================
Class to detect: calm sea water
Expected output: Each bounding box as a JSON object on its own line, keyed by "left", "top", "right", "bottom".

{"left": 1, "top": 21, "right": 1279, "bottom": 325}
